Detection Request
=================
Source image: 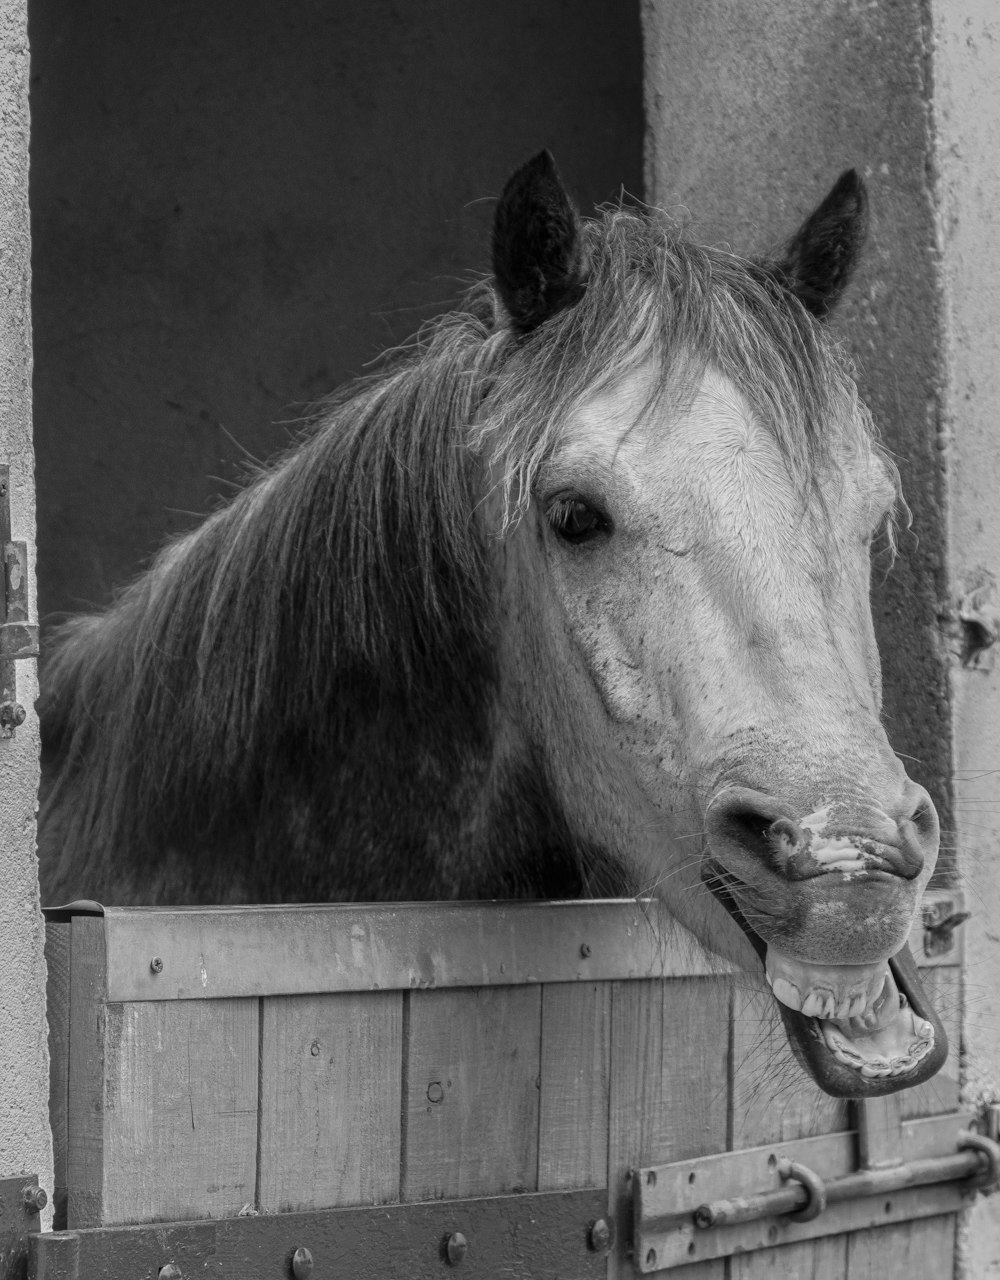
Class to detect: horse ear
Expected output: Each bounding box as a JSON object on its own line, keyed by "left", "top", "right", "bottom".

{"left": 492, "top": 150, "right": 588, "bottom": 334}
{"left": 774, "top": 169, "right": 868, "bottom": 319}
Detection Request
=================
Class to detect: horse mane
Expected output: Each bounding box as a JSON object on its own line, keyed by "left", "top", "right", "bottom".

{"left": 38, "top": 203, "right": 891, "bottom": 905}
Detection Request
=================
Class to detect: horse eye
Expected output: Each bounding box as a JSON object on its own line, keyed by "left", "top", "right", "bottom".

{"left": 546, "top": 496, "right": 612, "bottom": 545}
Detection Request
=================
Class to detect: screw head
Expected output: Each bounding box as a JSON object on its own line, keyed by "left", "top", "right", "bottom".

{"left": 22, "top": 1184, "right": 47, "bottom": 1214}
{"left": 158, "top": 1266, "right": 183, "bottom": 1280}
{"left": 580, "top": 942, "right": 592, "bottom": 958}
{"left": 291, "top": 1247, "right": 314, "bottom": 1278}
{"left": 445, "top": 1232, "right": 468, "bottom": 1265}
{"left": 150, "top": 956, "right": 164, "bottom": 974}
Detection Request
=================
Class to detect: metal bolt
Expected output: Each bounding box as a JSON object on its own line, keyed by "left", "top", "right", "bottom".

{"left": 580, "top": 942, "right": 592, "bottom": 958}
{"left": 291, "top": 1246, "right": 314, "bottom": 1278}
{"left": 0, "top": 701, "right": 25, "bottom": 729}
{"left": 588, "top": 1218, "right": 613, "bottom": 1252}
{"left": 150, "top": 956, "right": 164, "bottom": 974}
{"left": 22, "top": 1184, "right": 47, "bottom": 1214}
{"left": 445, "top": 1232, "right": 468, "bottom": 1265}
{"left": 158, "top": 1266, "right": 183, "bottom": 1280}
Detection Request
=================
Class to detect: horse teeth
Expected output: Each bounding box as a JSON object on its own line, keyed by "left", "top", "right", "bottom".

{"left": 770, "top": 977, "right": 803, "bottom": 1012}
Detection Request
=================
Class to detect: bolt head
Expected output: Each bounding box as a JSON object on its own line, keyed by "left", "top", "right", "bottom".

{"left": 580, "top": 942, "right": 592, "bottom": 958}
{"left": 588, "top": 1217, "right": 614, "bottom": 1252}
{"left": 158, "top": 1266, "right": 183, "bottom": 1280}
{"left": 445, "top": 1232, "right": 468, "bottom": 1265}
{"left": 291, "top": 1246, "right": 314, "bottom": 1278}
{"left": 22, "top": 1184, "right": 47, "bottom": 1214}
{"left": 150, "top": 956, "right": 164, "bottom": 974}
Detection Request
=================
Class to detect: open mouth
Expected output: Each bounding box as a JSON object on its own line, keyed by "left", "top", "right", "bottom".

{"left": 706, "top": 863, "right": 948, "bottom": 1098}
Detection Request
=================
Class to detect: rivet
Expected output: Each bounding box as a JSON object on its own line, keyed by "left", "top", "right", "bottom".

{"left": 588, "top": 1218, "right": 613, "bottom": 1252}
{"left": 150, "top": 956, "right": 164, "bottom": 974}
{"left": 580, "top": 942, "right": 592, "bottom": 958}
{"left": 445, "top": 1232, "right": 467, "bottom": 1265}
{"left": 22, "top": 1185, "right": 47, "bottom": 1214}
{"left": 427, "top": 1081, "right": 445, "bottom": 1104}
{"left": 291, "top": 1246, "right": 314, "bottom": 1278}
{"left": 158, "top": 1266, "right": 183, "bottom": 1280}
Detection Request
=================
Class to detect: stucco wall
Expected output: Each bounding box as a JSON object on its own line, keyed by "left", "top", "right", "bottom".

{"left": 29, "top": 0, "right": 643, "bottom": 631}
{"left": 932, "top": 3, "right": 1000, "bottom": 1272}
{"left": 0, "top": 0, "right": 52, "bottom": 1202}
{"left": 642, "top": 0, "right": 954, "bottom": 859}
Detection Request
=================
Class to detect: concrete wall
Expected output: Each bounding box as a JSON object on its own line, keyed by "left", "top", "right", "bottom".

{"left": 28, "top": 0, "right": 644, "bottom": 630}
{"left": 933, "top": 4, "right": 1000, "bottom": 1272}
{"left": 0, "top": 0, "right": 53, "bottom": 1202}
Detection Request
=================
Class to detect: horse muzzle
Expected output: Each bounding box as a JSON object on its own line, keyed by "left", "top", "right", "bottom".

{"left": 702, "top": 783, "right": 947, "bottom": 1098}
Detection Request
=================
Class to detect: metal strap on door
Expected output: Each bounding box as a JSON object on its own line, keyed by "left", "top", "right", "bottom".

{"left": 0, "top": 464, "right": 38, "bottom": 735}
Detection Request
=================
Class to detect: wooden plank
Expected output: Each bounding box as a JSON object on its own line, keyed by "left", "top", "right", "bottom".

{"left": 731, "top": 1238, "right": 847, "bottom": 1280}
{"left": 607, "top": 977, "right": 731, "bottom": 1280}
{"left": 537, "top": 982, "right": 611, "bottom": 1191}
{"left": 402, "top": 986, "right": 542, "bottom": 1201}
{"left": 845, "top": 1214, "right": 956, "bottom": 1279}
{"left": 31, "top": 1188, "right": 610, "bottom": 1280}
{"left": 66, "top": 917, "right": 108, "bottom": 1230}
{"left": 99, "top": 999, "right": 258, "bottom": 1224}
{"left": 257, "top": 991, "right": 403, "bottom": 1212}
{"left": 44, "top": 920, "right": 72, "bottom": 1231}
{"left": 99, "top": 900, "right": 729, "bottom": 1001}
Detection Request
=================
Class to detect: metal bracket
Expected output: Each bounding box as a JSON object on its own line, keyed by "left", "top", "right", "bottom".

{"left": 0, "top": 466, "right": 37, "bottom": 739}
{"left": 631, "top": 1111, "right": 997, "bottom": 1271}
{"left": 0, "top": 1176, "right": 45, "bottom": 1280}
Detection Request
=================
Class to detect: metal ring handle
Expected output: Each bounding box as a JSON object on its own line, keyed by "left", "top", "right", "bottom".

{"left": 959, "top": 1130, "right": 1000, "bottom": 1191}
{"left": 779, "top": 1158, "right": 828, "bottom": 1222}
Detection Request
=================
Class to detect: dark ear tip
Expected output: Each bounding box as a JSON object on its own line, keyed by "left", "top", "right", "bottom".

{"left": 832, "top": 168, "right": 868, "bottom": 215}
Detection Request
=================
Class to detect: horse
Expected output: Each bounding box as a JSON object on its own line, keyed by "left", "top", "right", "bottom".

{"left": 37, "top": 151, "right": 946, "bottom": 1100}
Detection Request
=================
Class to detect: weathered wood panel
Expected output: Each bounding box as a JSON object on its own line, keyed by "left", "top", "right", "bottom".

{"left": 100, "top": 999, "right": 258, "bottom": 1224}
{"left": 845, "top": 1214, "right": 956, "bottom": 1279}
{"left": 538, "top": 982, "right": 611, "bottom": 1191}
{"left": 66, "top": 917, "right": 107, "bottom": 1230}
{"left": 608, "top": 976, "right": 731, "bottom": 1280}
{"left": 403, "top": 986, "right": 542, "bottom": 1201}
{"left": 257, "top": 991, "right": 403, "bottom": 1212}
{"left": 44, "top": 921, "right": 71, "bottom": 1231}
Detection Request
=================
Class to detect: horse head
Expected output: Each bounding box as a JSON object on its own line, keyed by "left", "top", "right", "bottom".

{"left": 487, "top": 152, "right": 944, "bottom": 1098}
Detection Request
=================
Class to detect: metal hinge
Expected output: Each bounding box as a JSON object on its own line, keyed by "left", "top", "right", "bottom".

{"left": 0, "top": 465, "right": 38, "bottom": 738}
{"left": 631, "top": 1109, "right": 999, "bottom": 1271}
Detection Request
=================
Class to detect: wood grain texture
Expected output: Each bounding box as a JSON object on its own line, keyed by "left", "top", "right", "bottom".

{"left": 66, "top": 917, "right": 108, "bottom": 1229}
{"left": 538, "top": 982, "right": 611, "bottom": 1191}
{"left": 100, "top": 998, "right": 258, "bottom": 1224}
{"left": 45, "top": 920, "right": 71, "bottom": 1230}
{"left": 730, "top": 1237, "right": 848, "bottom": 1279}
{"left": 845, "top": 1214, "right": 956, "bottom": 1279}
{"left": 403, "top": 986, "right": 542, "bottom": 1201}
{"left": 607, "top": 976, "right": 731, "bottom": 1280}
{"left": 257, "top": 991, "right": 403, "bottom": 1212}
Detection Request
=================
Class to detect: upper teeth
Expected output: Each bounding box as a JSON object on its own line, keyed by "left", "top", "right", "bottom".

{"left": 765, "top": 946, "right": 889, "bottom": 1022}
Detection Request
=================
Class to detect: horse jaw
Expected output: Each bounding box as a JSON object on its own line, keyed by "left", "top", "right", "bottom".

{"left": 529, "top": 360, "right": 946, "bottom": 1099}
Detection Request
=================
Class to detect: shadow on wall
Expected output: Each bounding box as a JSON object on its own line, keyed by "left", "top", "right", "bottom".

{"left": 29, "top": 0, "right": 643, "bottom": 628}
